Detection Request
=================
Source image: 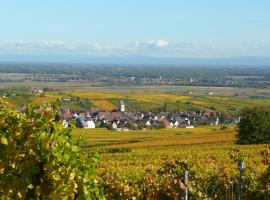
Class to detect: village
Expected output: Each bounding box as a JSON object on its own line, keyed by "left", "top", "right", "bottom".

{"left": 61, "top": 100, "right": 239, "bottom": 131}
{"left": 0, "top": 87, "right": 241, "bottom": 131}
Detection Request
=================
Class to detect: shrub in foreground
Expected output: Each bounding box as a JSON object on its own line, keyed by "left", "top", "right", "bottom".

{"left": 0, "top": 102, "right": 104, "bottom": 199}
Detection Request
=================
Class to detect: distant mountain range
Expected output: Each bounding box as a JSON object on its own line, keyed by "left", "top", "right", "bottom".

{"left": 0, "top": 54, "right": 270, "bottom": 66}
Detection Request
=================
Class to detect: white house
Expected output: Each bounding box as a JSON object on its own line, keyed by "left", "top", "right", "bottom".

{"left": 160, "top": 115, "right": 165, "bottom": 120}
{"left": 215, "top": 118, "right": 219, "bottom": 125}
{"left": 62, "top": 120, "right": 69, "bottom": 128}
{"left": 112, "top": 122, "right": 118, "bottom": 129}
{"left": 73, "top": 113, "right": 79, "bottom": 118}
{"left": 145, "top": 120, "right": 151, "bottom": 126}
{"left": 174, "top": 121, "right": 179, "bottom": 128}
{"left": 84, "top": 120, "right": 96, "bottom": 129}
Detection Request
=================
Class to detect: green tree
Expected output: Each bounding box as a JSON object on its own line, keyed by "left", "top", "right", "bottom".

{"left": 162, "top": 102, "right": 168, "bottom": 112}
{"left": 0, "top": 101, "right": 104, "bottom": 199}
{"left": 126, "top": 121, "right": 136, "bottom": 130}
{"left": 76, "top": 118, "right": 84, "bottom": 128}
{"left": 236, "top": 106, "right": 270, "bottom": 144}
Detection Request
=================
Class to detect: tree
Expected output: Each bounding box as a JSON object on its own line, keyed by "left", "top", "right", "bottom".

{"left": 162, "top": 102, "right": 168, "bottom": 112}
{"left": 236, "top": 106, "right": 270, "bottom": 144}
{"left": 0, "top": 101, "right": 104, "bottom": 199}
{"left": 76, "top": 118, "right": 84, "bottom": 128}
{"left": 126, "top": 121, "right": 136, "bottom": 130}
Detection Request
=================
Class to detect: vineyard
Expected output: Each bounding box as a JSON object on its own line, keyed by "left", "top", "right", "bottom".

{"left": 66, "top": 91, "right": 270, "bottom": 114}
{"left": 73, "top": 127, "right": 270, "bottom": 199}
{"left": 1, "top": 89, "right": 270, "bottom": 199}
{"left": 92, "top": 100, "right": 117, "bottom": 111}
{"left": 2, "top": 88, "right": 270, "bottom": 114}
{"left": 2, "top": 85, "right": 269, "bottom": 118}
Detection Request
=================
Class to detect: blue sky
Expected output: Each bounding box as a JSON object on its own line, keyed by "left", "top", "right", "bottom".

{"left": 0, "top": 0, "right": 270, "bottom": 58}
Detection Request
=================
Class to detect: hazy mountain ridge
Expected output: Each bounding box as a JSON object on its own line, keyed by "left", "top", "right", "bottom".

{"left": 0, "top": 54, "right": 270, "bottom": 66}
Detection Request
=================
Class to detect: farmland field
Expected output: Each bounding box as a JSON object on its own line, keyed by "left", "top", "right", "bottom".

{"left": 1, "top": 79, "right": 270, "bottom": 97}
{"left": 2, "top": 87, "right": 270, "bottom": 114}
{"left": 46, "top": 90, "right": 270, "bottom": 114}
{"left": 92, "top": 100, "right": 117, "bottom": 110}
{"left": 72, "top": 127, "right": 269, "bottom": 199}
{"left": 72, "top": 126, "right": 266, "bottom": 173}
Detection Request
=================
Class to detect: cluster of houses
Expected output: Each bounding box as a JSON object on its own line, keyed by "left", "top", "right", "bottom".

{"left": 61, "top": 101, "right": 239, "bottom": 131}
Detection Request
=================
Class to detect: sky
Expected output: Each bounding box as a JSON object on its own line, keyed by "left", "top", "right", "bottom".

{"left": 0, "top": 0, "right": 270, "bottom": 58}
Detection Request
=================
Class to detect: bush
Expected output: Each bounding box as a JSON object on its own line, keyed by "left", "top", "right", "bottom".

{"left": 104, "top": 147, "right": 132, "bottom": 154}
{"left": 236, "top": 106, "right": 270, "bottom": 144}
{"left": 0, "top": 102, "right": 104, "bottom": 199}
{"left": 220, "top": 125, "right": 228, "bottom": 130}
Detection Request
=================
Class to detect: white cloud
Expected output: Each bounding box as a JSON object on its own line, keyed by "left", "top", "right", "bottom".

{"left": 42, "top": 41, "right": 65, "bottom": 47}
{"left": 155, "top": 40, "right": 169, "bottom": 48}
{"left": 135, "top": 39, "right": 169, "bottom": 49}
{"left": 0, "top": 40, "right": 269, "bottom": 58}
{"left": 87, "top": 43, "right": 113, "bottom": 51}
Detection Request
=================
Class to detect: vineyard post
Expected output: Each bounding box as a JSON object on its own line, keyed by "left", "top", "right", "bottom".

{"left": 237, "top": 161, "right": 245, "bottom": 200}
{"left": 184, "top": 170, "right": 189, "bottom": 200}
